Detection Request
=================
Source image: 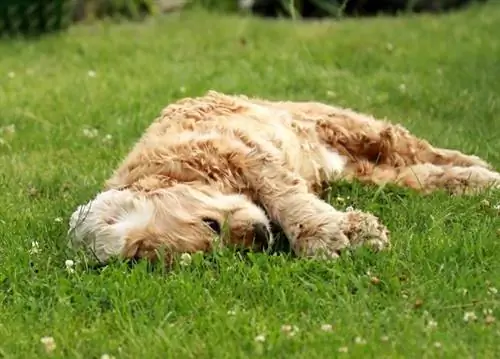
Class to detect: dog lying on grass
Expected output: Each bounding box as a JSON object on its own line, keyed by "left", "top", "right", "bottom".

{"left": 68, "top": 91, "right": 500, "bottom": 264}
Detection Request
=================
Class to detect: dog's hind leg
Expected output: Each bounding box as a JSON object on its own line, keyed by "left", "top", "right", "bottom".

{"left": 315, "top": 117, "right": 492, "bottom": 169}
{"left": 343, "top": 160, "right": 500, "bottom": 195}
{"left": 255, "top": 99, "right": 492, "bottom": 169}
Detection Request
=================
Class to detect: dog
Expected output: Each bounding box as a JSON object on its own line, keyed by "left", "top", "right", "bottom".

{"left": 68, "top": 91, "right": 500, "bottom": 265}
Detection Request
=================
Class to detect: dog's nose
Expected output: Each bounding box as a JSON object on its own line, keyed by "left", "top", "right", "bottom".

{"left": 252, "top": 223, "right": 273, "bottom": 250}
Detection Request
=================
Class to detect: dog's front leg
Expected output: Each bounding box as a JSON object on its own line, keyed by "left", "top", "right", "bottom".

{"left": 236, "top": 151, "right": 391, "bottom": 259}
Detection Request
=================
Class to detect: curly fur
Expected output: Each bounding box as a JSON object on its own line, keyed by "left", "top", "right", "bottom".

{"left": 68, "top": 91, "right": 500, "bottom": 264}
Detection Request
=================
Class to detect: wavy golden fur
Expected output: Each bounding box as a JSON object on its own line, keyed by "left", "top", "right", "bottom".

{"left": 68, "top": 91, "right": 500, "bottom": 264}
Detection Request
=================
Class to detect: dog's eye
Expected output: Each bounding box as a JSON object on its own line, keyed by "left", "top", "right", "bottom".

{"left": 202, "top": 218, "right": 221, "bottom": 234}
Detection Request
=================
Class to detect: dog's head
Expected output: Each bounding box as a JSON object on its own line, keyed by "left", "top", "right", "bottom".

{"left": 68, "top": 184, "right": 273, "bottom": 264}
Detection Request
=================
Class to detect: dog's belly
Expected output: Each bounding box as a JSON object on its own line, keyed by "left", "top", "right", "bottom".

{"left": 213, "top": 103, "right": 348, "bottom": 188}
{"left": 281, "top": 136, "right": 347, "bottom": 188}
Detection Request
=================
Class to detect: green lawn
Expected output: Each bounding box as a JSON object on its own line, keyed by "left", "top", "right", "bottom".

{"left": 1, "top": 3, "right": 500, "bottom": 358}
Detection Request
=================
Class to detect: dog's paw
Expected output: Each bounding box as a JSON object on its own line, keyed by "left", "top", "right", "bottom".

{"left": 292, "top": 205, "right": 390, "bottom": 260}
{"left": 399, "top": 164, "right": 500, "bottom": 195}
{"left": 338, "top": 209, "right": 390, "bottom": 252}
{"left": 445, "top": 166, "right": 500, "bottom": 195}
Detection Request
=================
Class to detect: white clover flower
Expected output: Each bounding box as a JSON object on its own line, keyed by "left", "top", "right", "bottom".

{"left": 320, "top": 324, "right": 333, "bottom": 332}
{"left": 480, "top": 199, "right": 490, "bottom": 207}
{"left": 65, "top": 259, "right": 75, "bottom": 273}
{"left": 0, "top": 124, "right": 15, "bottom": 134}
{"left": 179, "top": 253, "right": 192, "bottom": 266}
{"left": 281, "top": 324, "right": 299, "bottom": 337}
{"left": 40, "top": 336, "right": 56, "bottom": 353}
{"left": 254, "top": 334, "right": 266, "bottom": 342}
{"left": 354, "top": 336, "right": 366, "bottom": 345}
{"left": 83, "top": 128, "right": 99, "bottom": 138}
{"left": 426, "top": 319, "right": 438, "bottom": 329}
{"left": 463, "top": 311, "right": 477, "bottom": 322}
{"left": 103, "top": 134, "right": 113, "bottom": 143}
{"left": 29, "top": 241, "right": 40, "bottom": 254}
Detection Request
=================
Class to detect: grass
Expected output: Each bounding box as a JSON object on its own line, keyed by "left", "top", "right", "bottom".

{"left": 1, "top": 3, "right": 500, "bottom": 358}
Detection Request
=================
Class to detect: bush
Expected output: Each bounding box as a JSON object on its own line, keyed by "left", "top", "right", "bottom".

{"left": 0, "top": 0, "right": 158, "bottom": 36}
{"left": 190, "top": 0, "right": 239, "bottom": 13}
{"left": 238, "top": 0, "right": 489, "bottom": 17}
{"left": 0, "top": 0, "right": 74, "bottom": 36}
{"left": 72, "top": 0, "right": 158, "bottom": 22}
